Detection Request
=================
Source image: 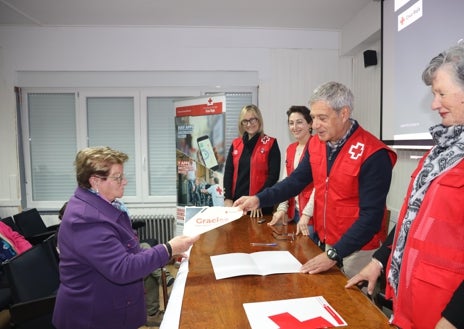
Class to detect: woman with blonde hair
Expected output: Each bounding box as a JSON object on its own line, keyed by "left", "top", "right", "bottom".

{"left": 223, "top": 105, "right": 280, "bottom": 215}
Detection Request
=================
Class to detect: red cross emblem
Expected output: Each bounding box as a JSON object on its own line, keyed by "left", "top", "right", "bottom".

{"left": 348, "top": 142, "right": 365, "bottom": 160}
{"left": 261, "top": 135, "right": 270, "bottom": 144}
{"left": 215, "top": 185, "right": 223, "bottom": 195}
{"left": 269, "top": 312, "right": 334, "bottom": 329}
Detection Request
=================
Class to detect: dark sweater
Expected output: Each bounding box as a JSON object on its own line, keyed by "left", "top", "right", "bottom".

{"left": 257, "top": 124, "right": 393, "bottom": 258}
{"left": 223, "top": 132, "right": 281, "bottom": 201}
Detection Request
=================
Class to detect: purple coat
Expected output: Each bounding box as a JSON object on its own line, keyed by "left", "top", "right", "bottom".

{"left": 53, "top": 187, "right": 170, "bottom": 329}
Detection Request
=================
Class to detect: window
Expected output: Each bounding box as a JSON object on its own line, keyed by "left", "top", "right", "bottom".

{"left": 26, "top": 93, "right": 77, "bottom": 202}
{"left": 20, "top": 88, "right": 254, "bottom": 210}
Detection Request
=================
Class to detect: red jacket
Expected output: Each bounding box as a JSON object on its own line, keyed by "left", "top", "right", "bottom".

{"left": 231, "top": 134, "right": 276, "bottom": 197}
{"left": 386, "top": 154, "right": 464, "bottom": 329}
{"left": 0, "top": 221, "right": 32, "bottom": 254}
{"left": 309, "top": 126, "right": 396, "bottom": 249}
{"left": 285, "top": 141, "right": 314, "bottom": 219}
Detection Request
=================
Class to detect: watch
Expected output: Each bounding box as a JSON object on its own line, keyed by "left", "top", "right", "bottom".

{"left": 326, "top": 248, "right": 342, "bottom": 267}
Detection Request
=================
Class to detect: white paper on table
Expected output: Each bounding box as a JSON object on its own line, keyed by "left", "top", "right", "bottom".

{"left": 159, "top": 247, "right": 192, "bottom": 329}
{"left": 183, "top": 206, "right": 243, "bottom": 236}
{"left": 210, "top": 251, "right": 302, "bottom": 279}
{"left": 243, "top": 296, "right": 347, "bottom": 329}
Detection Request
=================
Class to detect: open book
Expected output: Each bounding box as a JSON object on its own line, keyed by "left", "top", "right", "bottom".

{"left": 210, "top": 251, "right": 302, "bottom": 280}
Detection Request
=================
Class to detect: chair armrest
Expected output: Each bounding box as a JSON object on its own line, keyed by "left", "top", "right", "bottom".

{"left": 26, "top": 231, "right": 56, "bottom": 245}
{"left": 9, "top": 295, "right": 56, "bottom": 325}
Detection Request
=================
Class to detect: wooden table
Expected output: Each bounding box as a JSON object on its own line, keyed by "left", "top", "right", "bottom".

{"left": 179, "top": 215, "right": 392, "bottom": 328}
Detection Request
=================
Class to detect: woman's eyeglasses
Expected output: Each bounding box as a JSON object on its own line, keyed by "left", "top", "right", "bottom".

{"left": 94, "top": 174, "right": 126, "bottom": 184}
{"left": 241, "top": 117, "right": 259, "bottom": 126}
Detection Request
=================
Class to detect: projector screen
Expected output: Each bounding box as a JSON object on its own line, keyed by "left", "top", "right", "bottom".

{"left": 381, "top": 0, "right": 464, "bottom": 149}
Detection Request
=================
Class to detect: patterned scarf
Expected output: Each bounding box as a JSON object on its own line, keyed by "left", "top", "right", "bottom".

{"left": 111, "top": 199, "right": 129, "bottom": 213}
{"left": 388, "top": 124, "right": 464, "bottom": 294}
{"left": 88, "top": 188, "right": 129, "bottom": 213}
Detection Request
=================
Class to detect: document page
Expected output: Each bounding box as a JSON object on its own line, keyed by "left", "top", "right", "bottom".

{"left": 210, "top": 251, "right": 302, "bottom": 280}
{"left": 243, "top": 296, "right": 347, "bottom": 329}
{"left": 183, "top": 206, "right": 243, "bottom": 236}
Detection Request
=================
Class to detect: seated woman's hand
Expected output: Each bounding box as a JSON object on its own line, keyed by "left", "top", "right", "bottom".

{"left": 168, "top": 235, "right": 199, "bottom": 257}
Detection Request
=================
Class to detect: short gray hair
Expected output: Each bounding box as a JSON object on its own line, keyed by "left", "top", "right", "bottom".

{"left": 309, "top": 81, "right": 354, "bottom": 115}
{"left": 422, "top": 41, "right": 464, "bottom": 89}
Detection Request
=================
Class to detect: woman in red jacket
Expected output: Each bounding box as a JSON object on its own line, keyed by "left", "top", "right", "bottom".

{"left": 269, "top": 106, "right": 315, "bottom": 238}
{"left": 223, "top": 104, "right": 280, "bottom": 215}
{"left": 0, "top": 221, "right": 32, "bottom": 260}
{"left": 346, "top": 42, "right": 464, "bottom": 329}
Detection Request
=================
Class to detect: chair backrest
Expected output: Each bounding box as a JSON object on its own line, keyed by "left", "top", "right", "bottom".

{"left": 3, "top": 234, "right": 59, "bottom": 303}
{"left": 12, "top": 208, "right": 48, "bottom": 237}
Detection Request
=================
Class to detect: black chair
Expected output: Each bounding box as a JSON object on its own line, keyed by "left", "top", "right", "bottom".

{"left": 3, "top": 234, "right": 59, "bottom": 329}
{"left": 12, "top": 209, "right": 58, "bottom": 245}
{"left": 133, "top": 222, "right": 171, "bottom": 310}
{"left": 374, "top": 275, "right": 393, "bottom": 311}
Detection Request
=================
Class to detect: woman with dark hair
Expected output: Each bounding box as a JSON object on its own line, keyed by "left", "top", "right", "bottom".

{"left": 268, "top": 106, "right": 315, "bottom": 239}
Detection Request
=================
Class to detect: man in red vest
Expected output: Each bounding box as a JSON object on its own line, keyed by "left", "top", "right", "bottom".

{"left": 235, "top": 81, "right": 397, "bottom": 278}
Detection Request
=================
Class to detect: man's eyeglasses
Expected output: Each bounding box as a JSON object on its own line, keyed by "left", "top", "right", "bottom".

{"left": 241, "top": 117, "right": 259, "bottom": 126}
{"left": 94, "top": 174, "right": 126, "bottom": 184}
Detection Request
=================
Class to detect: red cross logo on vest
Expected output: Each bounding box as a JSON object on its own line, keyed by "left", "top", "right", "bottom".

{"left": 348, "top": 142, "right": 365, "bottom": 160}
{"left": 261, "top": 135, "right": 270, "bottom": 144}
{"left": 215, "top": 185, "right": 223, "bottom": 195}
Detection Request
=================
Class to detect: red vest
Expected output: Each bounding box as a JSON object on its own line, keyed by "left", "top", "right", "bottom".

{"left": 385, "top": 155, "right": 464, "bottom": 329}
{"left": 309, "top": 126, "right": 396, "bottom": 249}
{"left": 231, "top": 134, "right": 276, "bottom": 197}
{"left": 285, "top": 141, "right": 314, "bottom": 219}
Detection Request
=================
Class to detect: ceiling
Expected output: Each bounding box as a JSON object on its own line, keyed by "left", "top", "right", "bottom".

{"left": 0, "top": 0, "right": 373, "bottom": 30}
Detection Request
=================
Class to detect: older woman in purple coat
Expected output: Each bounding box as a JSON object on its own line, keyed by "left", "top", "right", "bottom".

{"left": 53, "top": 146, "right": 197, "bottom": 329}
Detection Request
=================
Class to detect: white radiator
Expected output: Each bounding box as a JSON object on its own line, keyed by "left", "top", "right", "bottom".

{"left": 130, "top": 214, "right": 176, "bottom": 244}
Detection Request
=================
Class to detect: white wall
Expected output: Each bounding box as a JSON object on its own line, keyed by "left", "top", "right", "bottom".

{"left": 0, "top": 2, "right": 392, "bottom": 220}
{"left": 0, "top": 26, "right": 341, "bottom": 218}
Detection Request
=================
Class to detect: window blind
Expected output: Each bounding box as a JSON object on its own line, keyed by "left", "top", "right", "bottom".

{"left": 87, "top": 97, "right": 136, "bottom": 196}
{"left": 28, "top": 93, "right": 77, "bottom": 201}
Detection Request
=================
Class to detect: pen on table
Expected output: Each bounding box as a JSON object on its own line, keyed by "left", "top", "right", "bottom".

{"left": 250, "top": 242, "right": 277, "bottom": 246}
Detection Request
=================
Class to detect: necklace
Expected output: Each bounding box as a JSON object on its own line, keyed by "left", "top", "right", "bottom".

{"left": 295, "top": 144, "right": 304, "bottom": 157}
